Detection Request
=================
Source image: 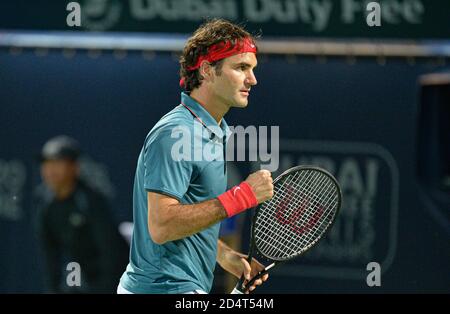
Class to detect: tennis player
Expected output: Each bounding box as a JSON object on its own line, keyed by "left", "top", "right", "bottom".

{"left": 118, "top": 19, "right": 272, "bottom": 294}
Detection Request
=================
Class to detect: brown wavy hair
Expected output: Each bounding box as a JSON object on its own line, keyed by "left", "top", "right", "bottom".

{"left": 179, "top": 18, "right": 258, "bottom": 91}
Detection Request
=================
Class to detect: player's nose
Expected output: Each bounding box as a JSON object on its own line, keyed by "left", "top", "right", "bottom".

{"left": 246, "top": 70, "right": 257, "bottom": 86}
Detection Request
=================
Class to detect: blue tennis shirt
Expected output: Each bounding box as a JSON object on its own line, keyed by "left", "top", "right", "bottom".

{"left": 120, "top": 92, "right": 230, "bottom": 293}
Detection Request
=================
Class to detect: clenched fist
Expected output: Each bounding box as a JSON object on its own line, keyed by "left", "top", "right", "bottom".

{"left": 244, "top": 170, "right": 274, "bottom": 204}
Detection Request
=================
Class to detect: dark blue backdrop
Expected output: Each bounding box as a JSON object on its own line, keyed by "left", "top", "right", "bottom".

{"left": 0, "top": 48, "right": 448, "bottom": 293}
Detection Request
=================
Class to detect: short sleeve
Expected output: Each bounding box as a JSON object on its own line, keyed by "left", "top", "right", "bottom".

{"left": 143, "top": 127, "right": 193, "bottom": 201}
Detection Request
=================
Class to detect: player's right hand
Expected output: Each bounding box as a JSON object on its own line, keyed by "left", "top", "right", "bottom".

{"left": 244, "top": 170, "right": 274, "bottom": 204}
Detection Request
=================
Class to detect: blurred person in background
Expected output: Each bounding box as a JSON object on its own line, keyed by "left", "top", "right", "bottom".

{"left": 35, "top": 135, "right": 129, "bottom": 293}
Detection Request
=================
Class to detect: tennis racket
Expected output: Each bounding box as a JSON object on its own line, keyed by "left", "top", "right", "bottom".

{"left": 231, "top": 165, "right": 342, "bottom": 294}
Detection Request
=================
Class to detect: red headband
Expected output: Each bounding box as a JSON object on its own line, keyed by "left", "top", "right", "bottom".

{"left": 180, "top": 37, "right": 257, "bottom": 88}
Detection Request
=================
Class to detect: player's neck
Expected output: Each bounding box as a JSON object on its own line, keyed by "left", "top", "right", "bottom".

{"left": 189, "top": 89, "right": 228, "bottom": 125}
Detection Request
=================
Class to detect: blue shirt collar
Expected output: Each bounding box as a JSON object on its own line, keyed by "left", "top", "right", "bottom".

{"left": 180, "top": 92, "right": 231, "bottom": 140}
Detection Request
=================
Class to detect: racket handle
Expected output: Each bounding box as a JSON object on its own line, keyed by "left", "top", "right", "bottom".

{"left": 230, "top": 287, "right": 244, "bottom": 294}
{"left": 231, "top": 275, "right": 246, "bottom": 294}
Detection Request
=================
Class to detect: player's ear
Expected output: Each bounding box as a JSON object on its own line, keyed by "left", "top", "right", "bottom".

{"left": 199, "top": 61, "right": 213, "bottom": 82}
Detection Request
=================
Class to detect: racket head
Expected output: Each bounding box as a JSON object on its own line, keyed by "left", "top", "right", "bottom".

{"left": 250, "top": 165, "right": 342, "bottom": 262}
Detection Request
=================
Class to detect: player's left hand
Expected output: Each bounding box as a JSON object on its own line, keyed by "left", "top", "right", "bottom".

{"left": 220, "top": 248, "right": 269, "bottom": 293}
{"left": 239, "top": 257, "right": 269, "bottom": 293}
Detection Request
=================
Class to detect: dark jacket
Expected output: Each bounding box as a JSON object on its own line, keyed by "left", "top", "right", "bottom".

{"left": 35, "top": 180, "right": 129, "bottom": 293}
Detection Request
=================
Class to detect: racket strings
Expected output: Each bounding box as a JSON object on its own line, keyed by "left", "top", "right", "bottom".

{"left": 274, "top": 170, "right": 337, "bottom": 255}
{"left": 256, "top": 174, "right": 336, "bottom": 258}
{"left": 254, "top": 169, "right": 339, "bottom": 260}
{"left": 273, "top": 171, "right": 338, "bottom": 255}
{"left": 256, "top": 171, "right": 320, "bottom": 257}
{"left": 288, "top": 171, "right": 338, "bottom": 248}
{"left": 261, "top": 170, "right": 335, "bottom": 257}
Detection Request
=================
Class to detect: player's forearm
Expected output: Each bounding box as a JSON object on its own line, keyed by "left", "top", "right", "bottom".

{"left": 149, "top": 198, "right": 227, "bottom": 244}
{"left": 216, "top": 239, "right": 246, "bottom": 276}
{"left": 216, "top": 239, "right": 231, "bottom": 267}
